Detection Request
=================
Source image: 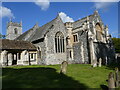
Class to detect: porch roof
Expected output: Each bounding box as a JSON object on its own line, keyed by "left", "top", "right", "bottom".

{"left": 0, "top": 39, "right": 37, "bottom": 50}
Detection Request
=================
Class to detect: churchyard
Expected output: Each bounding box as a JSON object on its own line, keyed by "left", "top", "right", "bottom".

{"left": 2, "top": 64, "right": 120, "bottom": 89}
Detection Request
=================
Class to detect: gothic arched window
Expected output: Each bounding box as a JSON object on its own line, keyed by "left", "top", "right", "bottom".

{"left": 14, "top": 28, "right": 18, "bottom": 34}
{"left": 95, "top": 23, "right": 102, "bottom": 41}
{"left": 55, "top": 32, "right": 65, "bottom": 53}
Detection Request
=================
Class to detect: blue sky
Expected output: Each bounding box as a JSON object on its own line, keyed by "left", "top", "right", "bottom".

{"left": 1, "top": 2, "right": 119, "bottom": 38}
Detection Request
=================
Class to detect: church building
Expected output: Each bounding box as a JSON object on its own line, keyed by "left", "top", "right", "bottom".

{"left": 0, "top": 11, "right": 115, "bottom": 66}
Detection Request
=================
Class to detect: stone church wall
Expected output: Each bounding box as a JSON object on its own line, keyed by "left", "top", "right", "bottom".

{"left": 6, "top": 22, "right": 22, "bottom": 40}
{"left": 73, "top": 31, "right": 89, "bottom": 64}
{"left": 4, "top": 11, "right": 115, "bottom": 66}
{"left": 43, "top": 17, "right": 68, "bottom": 65}
{"left": 34, "top": 41, "right": 46, "bottom": 65}
{"left": 93, "top": 42, "right": 115, "bottom": 65}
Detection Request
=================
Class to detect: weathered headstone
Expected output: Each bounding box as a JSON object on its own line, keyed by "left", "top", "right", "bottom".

{"left": 105, "top": 57, "right": 108, "bottom": 65}
{"left": 98, "top": 58, "right": 102, "bottom": 67}
{"left": 115, "top": 67, "right": 119, "bottom": 87}
{"left": 108, "top": 72, "right": 115, "bottom": 89}
{"left": 60, "top": 61, "right": 68, "bottom": 74}
{"left": 92, "top": 60, "right": 97, "bottom": 67}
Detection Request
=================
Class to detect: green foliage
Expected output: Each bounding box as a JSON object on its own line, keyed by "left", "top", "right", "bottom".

{"left": 112, "top": 38, "right": 120, "bottom": 53}
{"left": 0, "top": 33, "right": 2, "bottom": 39}
{"left": 0, "top": 33, "right": 6, "bottom": 39}
{"left": 2, "top": 64, "right": 114, "bottom": 88}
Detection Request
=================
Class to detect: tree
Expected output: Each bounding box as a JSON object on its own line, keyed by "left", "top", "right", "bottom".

{"left": 112, "top": 38, "right": 120, "bottom": 53}
{"left": 0, "top": 33, "right": 6, "bottom": 39}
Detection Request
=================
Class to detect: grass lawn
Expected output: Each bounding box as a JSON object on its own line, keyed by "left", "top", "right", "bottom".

{"left": 2, "top": 64, "right": 116, "bottom": 88}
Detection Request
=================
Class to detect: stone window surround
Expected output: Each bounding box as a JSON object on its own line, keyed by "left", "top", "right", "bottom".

{"left": 30, "top": 53, "right": 34, "bottom": 59}
{"left": 66, "top": 36, "right": 70, "bottom": 45}
{"left": 55, "top": 32, "right": 65, "bottom": 53}
{"left": 29, "top": 52, "right": 37, "bottom": 61}
{"left": 14, "top": 28, "right": 18, "bottom": 34}
{"left": 70, "top": 50, "right": 72, "bottom": 58}
{"left": 73, "top": 33, "right": 79, "bottom": 43}
{"left": 95, "top": 23, "right": 103, "bottom": 41}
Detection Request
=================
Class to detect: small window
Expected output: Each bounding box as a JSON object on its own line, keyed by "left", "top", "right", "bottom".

{"left": 70, "top": 50, "right": 72, "bottom": 58}
{"left": 14, "top": 28, "right": 18, "bottom": 34}
{"left": 18, "top": 53, "right": 21, "bottom": 60}
{"left": 31, "top": 53, "right": 34, "bottom": 59}
{"left": 73, "top": 34, "right": 78, "bottom": 42}
{"left": 66, "top": 36, "right": 70, "bottom": 45}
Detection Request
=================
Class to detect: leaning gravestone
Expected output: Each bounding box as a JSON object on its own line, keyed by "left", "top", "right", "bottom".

{"left": 108, "top": 72, "right": 115, "bottom": 89}
{"left": 115, "top": 67, "right": 119, "bottom": 87}
{"left": 98, "top": 58, "right": 102, "bottom": 67}
{"left": 60, "top": 61, "right": 68, "bottom": 74}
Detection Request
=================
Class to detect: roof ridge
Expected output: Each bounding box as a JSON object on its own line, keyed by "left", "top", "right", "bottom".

{"left": 74, "top": 14, "right": 93, "bottom": 23}
{"left": 30, "top": 16, "right": 61, "bottom": 42}
{"left": 40, "top": 16, "right": 57, "bottom": 28}
{"left": 16, "top": 15, "right": 62, "bottom": 42}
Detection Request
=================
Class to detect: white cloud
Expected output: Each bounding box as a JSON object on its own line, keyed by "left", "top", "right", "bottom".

{"left": 94, "top": 2, "right": 112, "bottom": 10}
{"left": 59, "top": 12, "right": 74, "bottom": 23}
{"left": 93, "top": 0, "right": 118, "bottom": 10}
{"left": 0, "top": 6, "right": 14, "bottom": 18}
{"left": 34, "top": 0, "right": 50, "bottom": 11}
{"left": 92, "top": 0, "right": 119, "bottom": 2}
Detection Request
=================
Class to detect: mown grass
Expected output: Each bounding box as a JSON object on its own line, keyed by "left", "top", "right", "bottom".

{"left": 2, "top": 64, "right": 115, "bottom": 88}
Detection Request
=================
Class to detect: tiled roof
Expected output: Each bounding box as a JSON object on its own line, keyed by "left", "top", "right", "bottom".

{"left": 16, "top": 15, "right": 60, "bottom": 42}
{"left": 0, "top": 39, "right": 37, "bottom": 50}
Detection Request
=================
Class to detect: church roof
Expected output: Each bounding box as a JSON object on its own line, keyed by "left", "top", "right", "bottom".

{"left": 16, "top": 15, "right": 60, "bottom": 42}
{"left": 30, "top": 16, "right": 59, "bottom": 42}
{"left": 73, "top": 14, "right": 93, "bottom": 30}
{"left": 0, "top": 39, "right": 37, "bottom": 50}
{"left": 15, "top": 28, "right": 34, "bottom": 41}
{"left": 16, "top": 11, "right": 98, "bottom": 42}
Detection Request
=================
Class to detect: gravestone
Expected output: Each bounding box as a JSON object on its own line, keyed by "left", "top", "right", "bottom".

{"left": 98, "top": 58, "right": 102, "bottom": 67}
{"left": 115, "top": 67, "right": 119, "bottom": 87}
{"left": 105, "top": 57, "right": 108, "bottom": 65}
{"left": 92, "top": 60, "right": 97, "bottom": 67}
{"left": 60, "top": 61, "right": 68, "bottom": 74}
{"left": 108, "top": 72, "right": 115, "bottom": 89}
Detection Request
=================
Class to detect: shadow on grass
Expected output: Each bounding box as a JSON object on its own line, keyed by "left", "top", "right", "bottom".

{"left": 2, "top": 67, "right": 88, "bottom": 88}
{"left": 100, "top": 85, "right": 108, "bottom": 90}
{"left": 106, "top": 61, "right": 120, "bottom": 70}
